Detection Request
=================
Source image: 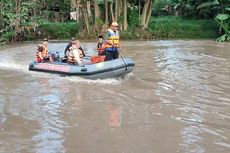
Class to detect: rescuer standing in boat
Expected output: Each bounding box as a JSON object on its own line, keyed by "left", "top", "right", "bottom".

{"left": 104, "top": 22, "right": 120, "bottom": 61}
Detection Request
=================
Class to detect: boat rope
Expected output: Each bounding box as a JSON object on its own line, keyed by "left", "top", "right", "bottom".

{"left": 120, "top": 56, "right": 128, "bottom": 72}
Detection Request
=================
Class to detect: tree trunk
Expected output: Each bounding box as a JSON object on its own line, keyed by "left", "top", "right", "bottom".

{"left": 76, "top": 0, "right": 81, "bottom": 22}
{"left": 15, "top": 0, "right": 21, "bottom": 33}
{"left": 104, "top": 0, "right": 109, "bottom": 26}
{"left": 71, "top": 0, "right": 77, "bottom": 11}
{"left": 94, "top": 0, "right": 100, "bottom": 18}
{"left": 123, "top": 0, "right": 128, "bottom": 30}
{"left": 0, "top": 2, "right": 2, "bottom": 30}
{"left": 86, "top": 1, "right": 91, "bottom": 17}
{"left": 110, "top": 1, "right": 115, "bottom": 22}
{"left": 118, "top": 0, "right": 122, "bottom": 17}
{"left": 141, "top": 0, "right": 153, "bottom": 29}
{"left": 29, "top": 0, "right": 37, "bottom": 17}
{"left": 81, "top": 1, "right": 90, "bottom": 33}
{"left": 145, "top": 0, "right": 153, "bottom": 28}
{"left": 82, "top": 9, "right": 90, "bottom": 33}
{"left": 115, "top": 0, "right": 118, "bottom": 22}
{"left": 94, "top": 0, "right": 100, "bottom": 32}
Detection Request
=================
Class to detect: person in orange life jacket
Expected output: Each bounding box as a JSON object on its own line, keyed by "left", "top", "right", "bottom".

{"left": 67, "top": 40, "right": 84, "bottom": 67}
{"left": 104, "top": 22, "right": 120, "bottom": 61}
{"left": 64, "top": 37, "right": 85, "bottom": 58}
{"left": 97, "top": 35, "right": 106, "bottom": 56}
{"left": 35, "top": 38, "right": 49, "bottom": 63}
{"left": 90, "top": 35, "right": 106, "bottom": 64}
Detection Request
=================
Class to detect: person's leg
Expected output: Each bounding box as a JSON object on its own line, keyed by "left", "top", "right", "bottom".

{"left": 36, "top": 57, "right": 42, "bottom": 63}
{"left": 82, "top": 58, "right": 92, "bottom": 65}
{"left": 105, "top": 50, "right": 113, "bottom": 61}
{"left": 100, "top": 51, "right": 106, "bottom": 56}
{"left": 113, "top": 50, "right": 119, "bottom": 59}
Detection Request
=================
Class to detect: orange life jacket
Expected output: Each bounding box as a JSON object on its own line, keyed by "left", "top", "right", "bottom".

{"left": 97, "top": 43, "right": 105, "bottom": 55}
{"left": 91, "top": 55, "right": 105, "bottom": 64}
{"left": 35, "top": 45, "right": 48, "bottom": 58}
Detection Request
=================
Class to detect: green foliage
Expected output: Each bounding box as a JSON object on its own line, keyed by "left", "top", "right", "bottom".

{"left": 37, "top": 0, "right": 70, "bottom": 12}
{"left": 0, "top": 30, "right": 15, "bottom": 44}
{"left": 216, "top": 14, "right": 230, "bottom": 21}
{"left": 215, "top": 14, "right": 230, "bottom": 42}
{"left": 154, "top": 0, "right": 230, "bottom": 41}
{"left": 149, "top": 16, "right": 217, "bottom": 39}
{"left": 196, "top": 0, "right": 219, "bottom": 10}
{"left": 120, "top": 29, "right": 153, "bottom": 40}
{"left": 0, "top": 0, "right": 35, "bottom": 43}
{"left": 153, "top": 0, "right": 174, "bottom": 16}
{"left": 39, "top": 22, "right": 81, "bottom": 39}
{"left": 127, "top": 8, "right": 140, "bottom": 28}
{"left": 97, "top": 0, "right": 104, "bottom": 5}
{"left": 95, "top": 17, "right": 104, "bottom": 26}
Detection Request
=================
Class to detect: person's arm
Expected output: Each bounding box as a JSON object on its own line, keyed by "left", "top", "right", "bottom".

{"left": 37, "top": 47, "right": 44, "bottom": 60}
{"left": 103, "top": 32, "right": 114, "bottom": 46}
{"left": 64, "top": 43, "right": 71, "bottom": 56}
{"left": 79, "top": 46, "right": 85, "bottom": 56}
{"left": 97, "top": 43, "right": 100, "bottom": 49}
{"left": 73, "top": 49, "right": 83, "bottom": 65}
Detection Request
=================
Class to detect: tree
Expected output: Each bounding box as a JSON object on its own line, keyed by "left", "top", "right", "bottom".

{"left": 94, "top": 0, "right": 102, "bottom": 32}
{"left": 80, "top": 0, "right": 91, "bottom": 33}
{"left": 104, "top": 0, "right": 109, "bottom": 26}
{"left": 123, "top": 0, "right": 128, "bottom": 30}
{"left": 110, "top": 0, "right": 115, "bottom": 21}
{"left": 15, "top": 0, "right": 21, "bottom": 33}
{"left": 0, "top": 2, "right": 2, "bottom": 30}
{"left": 141, "top": 0, "right": 153, "bottom": 29}
{"left": 115, "top": 0, "right": 118, "bottom": 21}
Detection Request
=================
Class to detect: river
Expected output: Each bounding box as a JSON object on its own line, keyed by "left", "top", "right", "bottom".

{"left": 0, "top": 40, "right": 229, "bottom": 153}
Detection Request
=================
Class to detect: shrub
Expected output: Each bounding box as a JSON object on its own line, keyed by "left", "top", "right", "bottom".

{"left": 149, "top": 16, "right": 217, "bottom": 39}
{"left": 39, "top": 22, "right": 81, "bottom": 39}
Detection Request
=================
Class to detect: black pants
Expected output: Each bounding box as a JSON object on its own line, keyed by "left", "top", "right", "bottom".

{"left": 105, "top": 50, "right": 119, "bottom": 61}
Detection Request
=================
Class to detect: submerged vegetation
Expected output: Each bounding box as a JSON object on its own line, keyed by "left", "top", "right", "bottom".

{"left": 0, "top": 0, "right": 229, "bottom": 44}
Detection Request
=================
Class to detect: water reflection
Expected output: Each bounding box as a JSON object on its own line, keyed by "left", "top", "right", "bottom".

{"left": 107, "top": 104, "right": 122, "bottom": 128}
{"left": 31, "top": 77, "right": 69, "bottom": 153}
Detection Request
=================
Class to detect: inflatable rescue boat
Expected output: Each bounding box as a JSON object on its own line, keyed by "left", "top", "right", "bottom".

{"left": 29, "top": 57, "right": 135, "bottom": 79}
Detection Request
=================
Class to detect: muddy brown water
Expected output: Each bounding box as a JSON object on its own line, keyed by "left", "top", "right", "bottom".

{"left": 0, "top": 40, "right": 230, "bottom": 153}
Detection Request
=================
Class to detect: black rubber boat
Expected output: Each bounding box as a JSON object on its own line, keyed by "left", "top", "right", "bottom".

{"left": 29, "top": 57, "right": 135, "bottom": 79}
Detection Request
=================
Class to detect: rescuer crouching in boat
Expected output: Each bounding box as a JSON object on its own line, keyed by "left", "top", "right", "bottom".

{"left": 35, "top": 38, "right": 50, "bottom": 63}
{"left": 66, "top": 40, "right": 85, "bottom": 67}
{"left": 90, "top": 35, "right": 106, "bottom": 64}
{"left": 35, "top": 38, "right": 59, "bottom": 63}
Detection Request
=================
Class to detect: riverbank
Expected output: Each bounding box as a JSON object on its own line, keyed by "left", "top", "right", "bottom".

{"left": 32, "top": 16, "right": 217, "bottom": 41}
{"left": 1, "top": 16, "right": 219, "bottom": 44}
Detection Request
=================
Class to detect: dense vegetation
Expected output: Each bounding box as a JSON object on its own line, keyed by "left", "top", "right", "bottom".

{"left": 0, "top": 0, "right": 229, "bottom": 44}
